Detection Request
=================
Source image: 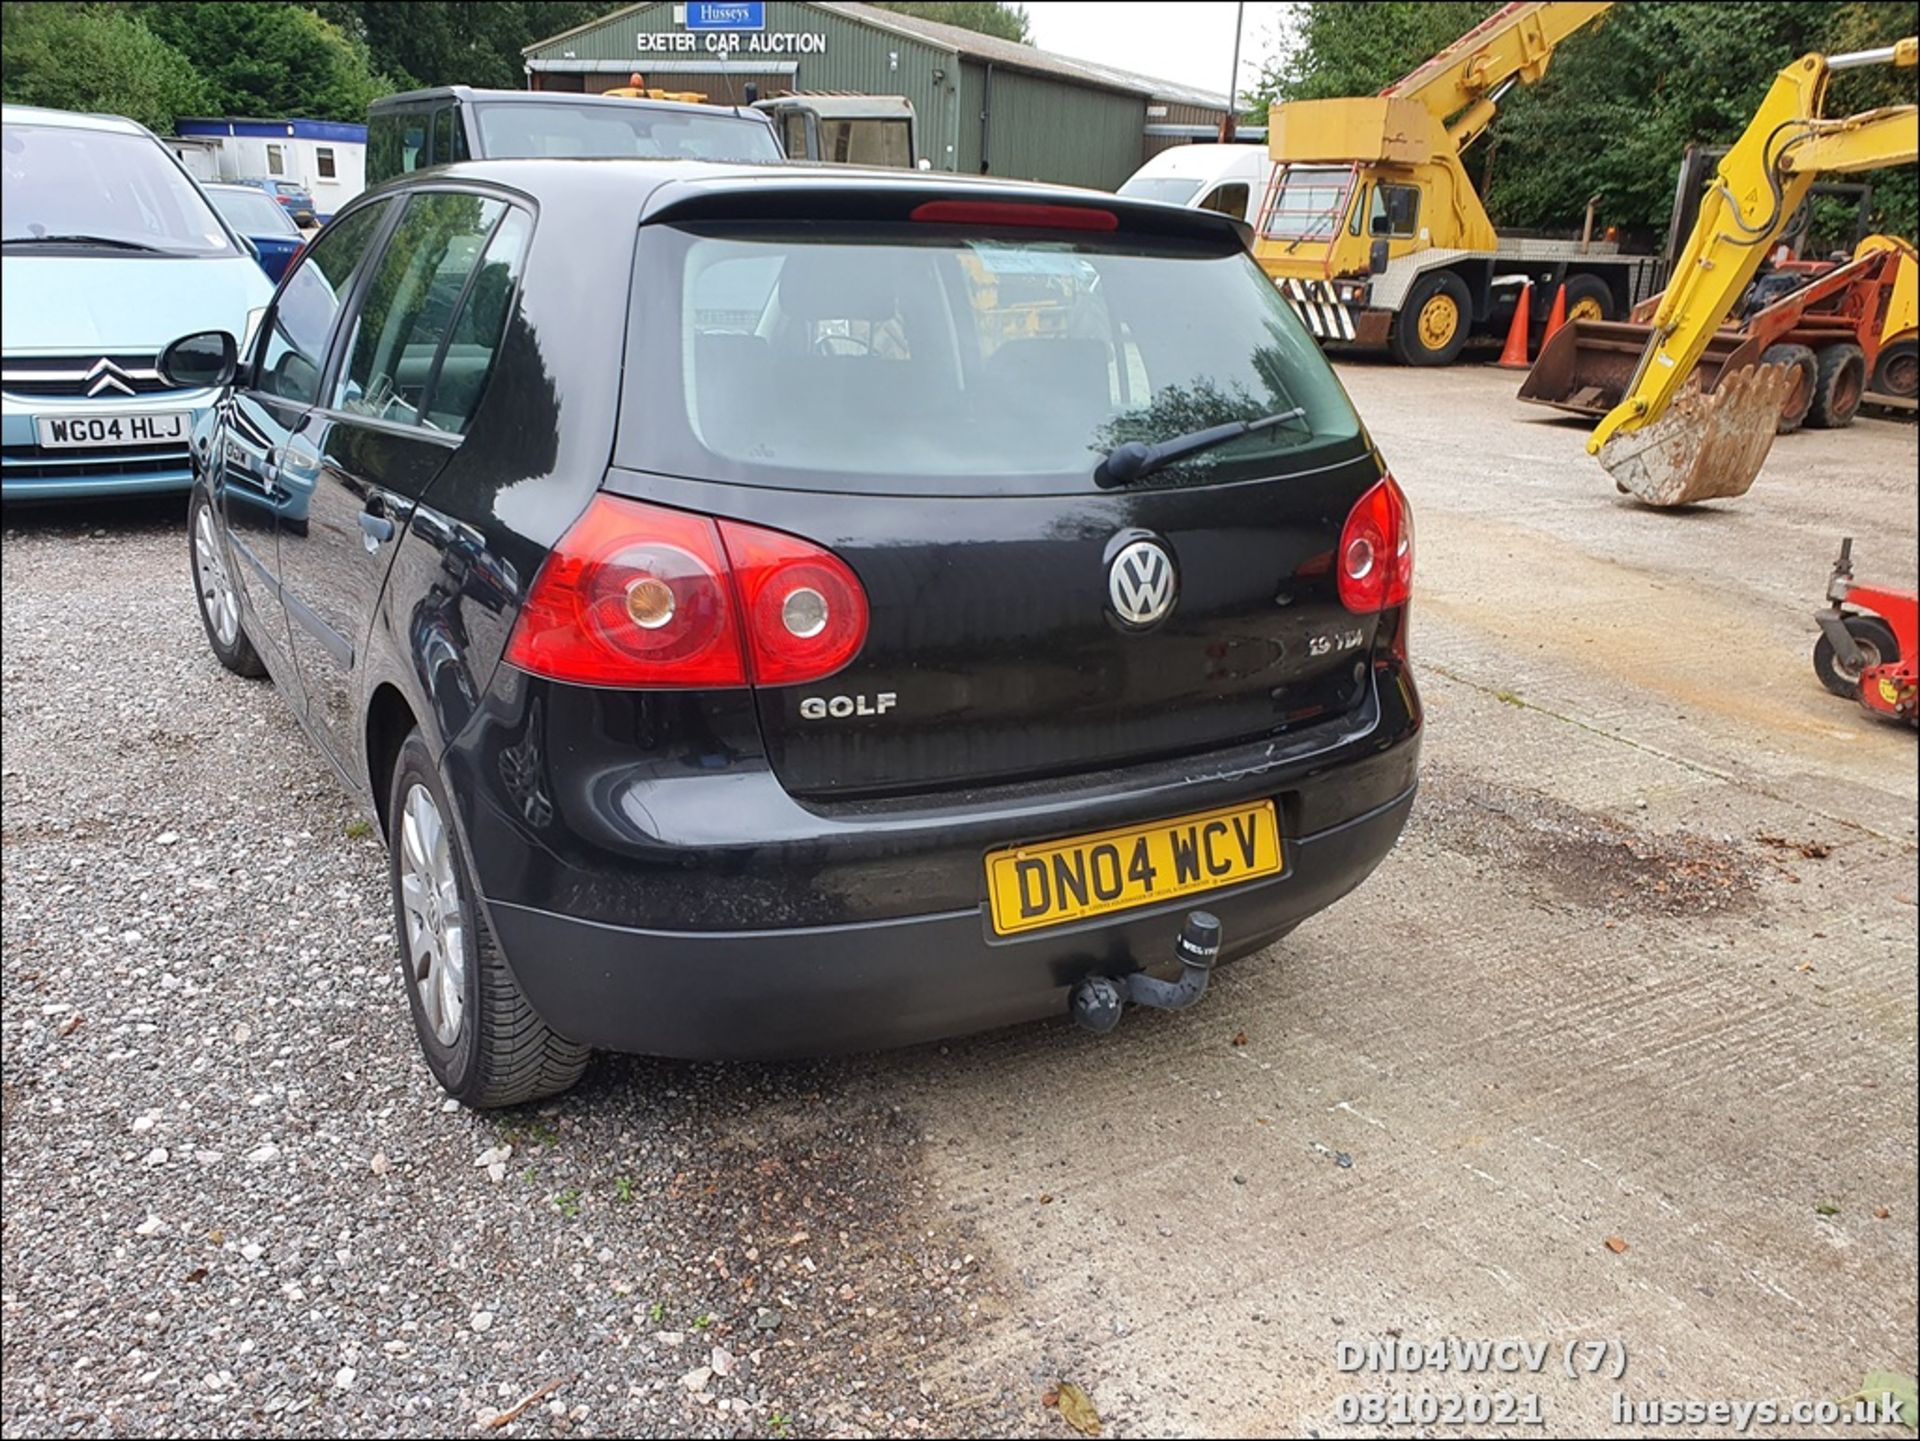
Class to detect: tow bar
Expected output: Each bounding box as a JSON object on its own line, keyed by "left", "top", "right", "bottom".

{"left": 1069, "top": 911, "right": 1223, "bottom": 1035}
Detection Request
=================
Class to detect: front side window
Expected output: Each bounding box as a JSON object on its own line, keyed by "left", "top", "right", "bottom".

{"left": 781, "top": 113, "right": 809, "bottom": 159}
{"left": 254, "top": 202, "right": 388, "bottom": 406}
{"left": 1260, "top": 165, "right": 1354, "bottom": 243}
{"left": 1370, "top": 183, "right": 1420, "bottom": 238}
{"left": 0, "top": 121, "right": 235, "bottom": 256}
{"left": 1198, "top": 182, "right": 1250, "bottom": 220}
{"left": 335, "top": 193, "right": 523, "bottom": 432}
{"left": 630, "top": 224, "right": 1360, "bottom": 493}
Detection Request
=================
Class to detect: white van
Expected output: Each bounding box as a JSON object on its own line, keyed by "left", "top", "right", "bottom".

{"left": 1117, "top": 144, "right": 1275, "bottom": 225}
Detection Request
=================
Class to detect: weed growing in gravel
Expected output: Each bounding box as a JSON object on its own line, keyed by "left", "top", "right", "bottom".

{"left": 529, "top": 1122, "right": 561, "bottom": 1147}
{"left": 692, "top": 1312, "right": 714, "bottom": 1332}
{"left": 770, "top": 1414, "right": 792, "bottom": 1433}
{"left": 522, "top": 1166, "right": 539, "bottom": 1186}
{"left": 344, "top": 819, "right": 374, "bottom": 839}
{"left": 648, "top": 1300, "right": 667, "bottom": 1324}
{"left": 614, "top": 1176, "right": 635, "bottom": 1203}
{"left": 553, "top": 1188, "right": 582, "bottom": 1219}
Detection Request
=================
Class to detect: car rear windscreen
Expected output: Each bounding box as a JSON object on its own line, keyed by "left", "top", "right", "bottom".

{"left": 474, "top": 102, "right": 783, "bottom": 164}
{"left": 620, "top": 223, "right": 1362, "bottom": 495}
{"left": 1115, "top": 177, "right": 1205, "bottom": 207}
{"left": 210, "top": 187, "right": 299, "bottom": 235}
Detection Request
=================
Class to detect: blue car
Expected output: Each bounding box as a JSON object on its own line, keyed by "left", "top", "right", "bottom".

{"left": 203, "top": 181, "right": 306, "bottom": 281}
{"left": 1, "top": 105, "right": 275, "bottom": 501}
{"left": 229, "top": 176, "right": 318, "bottom": 227}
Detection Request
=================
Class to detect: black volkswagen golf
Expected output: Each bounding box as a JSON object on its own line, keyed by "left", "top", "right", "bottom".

{"left": 163, "top": 159, "right": 1421, "bottom": 1107}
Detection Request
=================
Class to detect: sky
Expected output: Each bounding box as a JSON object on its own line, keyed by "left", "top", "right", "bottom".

{"left": 1023, "top": 1, "right": 1293, "bottom": 100}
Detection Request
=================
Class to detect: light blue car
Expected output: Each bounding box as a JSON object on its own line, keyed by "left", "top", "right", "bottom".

{"left": 2, "top": 104, "right": 275, "bottom": 501}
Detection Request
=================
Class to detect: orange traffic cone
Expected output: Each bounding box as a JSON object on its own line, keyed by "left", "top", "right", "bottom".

{"left": 1542, "top": 283, "right": 1569, "bottom": 345}
{"left": 1495, "top": 281, "right": 1534, "bottom": 369}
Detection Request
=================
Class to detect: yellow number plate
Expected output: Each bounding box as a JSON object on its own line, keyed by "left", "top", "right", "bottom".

{"left": 985, "top": 800, "right": 1282, "bottom": 937}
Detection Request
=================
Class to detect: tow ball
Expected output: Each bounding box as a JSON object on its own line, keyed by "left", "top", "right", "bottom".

{"left": 1069, "top": 911, "right": 1224, "bottom": 1035}
{"left": 1813, "top": 538, "right": 1918, "bottom": 727}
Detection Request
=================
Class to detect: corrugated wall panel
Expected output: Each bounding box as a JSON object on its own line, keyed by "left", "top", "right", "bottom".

{"left": 981, "top": 68, "right": 1144, "bottom": 190}
{"left": 956, "top": 61, "right": 985, "bottom": 174}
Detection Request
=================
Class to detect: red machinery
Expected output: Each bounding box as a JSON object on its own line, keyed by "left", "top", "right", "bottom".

{"left": 1521, "top": 239, "right": 1916, "bottom": 433}
{"left": 1814, "top": 538, "right": 1918, "bottom": 725}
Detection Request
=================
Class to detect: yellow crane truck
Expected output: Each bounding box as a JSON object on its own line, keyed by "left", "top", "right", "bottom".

{"left": 1256, "top": 1, "right": 1663, "bottom": 364}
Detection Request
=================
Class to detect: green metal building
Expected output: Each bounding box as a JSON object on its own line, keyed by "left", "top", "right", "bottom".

{"left": 521, "top": 1, "right": 1231, "bottom": 190}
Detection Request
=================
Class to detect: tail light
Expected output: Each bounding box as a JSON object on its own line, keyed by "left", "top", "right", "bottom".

{"left": 504, "top": 494, "right": 868, "bottom": 689}
{"left": 719, "top": 520, "right": 868, "bottom": 685}
{"left": 1337, "top": 475, "right": 1414, "bottom": 615}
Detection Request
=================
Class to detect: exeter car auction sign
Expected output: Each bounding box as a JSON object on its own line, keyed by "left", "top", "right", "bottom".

{"left": 650, "top": 1, "right": 829, "bottom": 52}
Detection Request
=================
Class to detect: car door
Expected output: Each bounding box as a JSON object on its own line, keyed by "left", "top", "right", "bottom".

{"left": 211, "top": 201, "right": 392, "bottom": 683}
{"left": 276, "top": 188, "right": 529, "bottom": 766}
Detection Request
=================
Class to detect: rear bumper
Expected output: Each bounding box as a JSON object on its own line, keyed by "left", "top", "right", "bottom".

{"left": 484, "top": 778, "right": 1416, "bottom": 1060}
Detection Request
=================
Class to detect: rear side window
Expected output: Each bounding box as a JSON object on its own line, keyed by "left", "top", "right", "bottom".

{"left": 255, "top": 202, "right": 388, "bottom": 406}
{"left": 626, "top": 223, "right": 1361, "bottom": 494}
{"left": 367, "top": 110, "right": 427, "bottom": 183}
{"left": 333, "top": 192, "right": 525, "bottom": 433}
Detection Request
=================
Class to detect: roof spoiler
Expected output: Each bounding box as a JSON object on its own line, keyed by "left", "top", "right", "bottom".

{"left": 641, "top": 176, "right": 1253, "bottom": 248}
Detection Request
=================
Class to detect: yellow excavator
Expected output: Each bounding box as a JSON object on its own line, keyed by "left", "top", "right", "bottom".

{"left": 1561, "top": 38, "right": 1917, "bottom": 506}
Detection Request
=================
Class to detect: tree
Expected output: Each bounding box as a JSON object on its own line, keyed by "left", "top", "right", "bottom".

{"left": 869, "top": 2, "right": 1032, "bottom": 45}
{"left": 135, "top": 1, "right": 391, "bottom": 121}
{"left": 312, "top": 2, "right": 610, "bottom": 91}
{"left": 1247, "top": 1, "right": 1916, "bottom": 241}
{"left": 0, "top": 1, "right": 209, "bottom": 134}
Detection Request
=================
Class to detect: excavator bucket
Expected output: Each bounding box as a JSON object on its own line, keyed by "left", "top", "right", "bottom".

{"left": 1517, "top": 320, "right": 1763, "bottom": 419}
{"left": 1593, "top": 363, "right": 1796, "bottom": 507}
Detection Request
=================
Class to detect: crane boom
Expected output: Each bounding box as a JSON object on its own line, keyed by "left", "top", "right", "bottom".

{"left": 1383, "top": 1, "right": 1614, "bottom": 148}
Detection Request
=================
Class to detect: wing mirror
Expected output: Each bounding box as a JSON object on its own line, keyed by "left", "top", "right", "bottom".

{"left": 158, "top": 331, "right": 238, "bottom": 391}
{"left": 1369, "top": 239, "right": 1390, "bottom": 275}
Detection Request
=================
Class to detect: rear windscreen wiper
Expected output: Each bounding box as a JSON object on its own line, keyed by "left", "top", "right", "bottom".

{"left": 1097, "top": 408, "right": 1308, "bottom": 488}
{"left": 3, "top": 233, "right": 167, "bottom": 252}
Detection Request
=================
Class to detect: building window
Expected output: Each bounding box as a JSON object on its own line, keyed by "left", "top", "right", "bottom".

{"left": 315, "top": 146, "right": 337, "bottom": 179}
{"left": 266, "top": 143, "right": 287, "bottom": 176}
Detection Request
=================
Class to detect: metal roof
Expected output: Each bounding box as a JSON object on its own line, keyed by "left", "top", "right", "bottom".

{"left": 522, "top": 2, "right": 1232, "bottom": 111}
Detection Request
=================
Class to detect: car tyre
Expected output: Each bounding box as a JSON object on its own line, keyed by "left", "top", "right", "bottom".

{"left": 189, "top": 489, "right": 266, "bottom": 678}
{"left": 387, "top": 730, "right": 589, "bottom": 1108}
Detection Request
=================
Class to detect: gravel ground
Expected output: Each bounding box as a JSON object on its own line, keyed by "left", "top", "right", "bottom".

{"left": 1, "top": 500, "right": 1016, "bottom": 1437}
{"left": 4, "top": 366, "right": 1915, "bottom": 1439}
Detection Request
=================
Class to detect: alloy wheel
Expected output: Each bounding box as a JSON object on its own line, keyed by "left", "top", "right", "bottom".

{"left": 399, "top": 783, "right": 467, "bottom": 1047}
{"left": 194, "top": 507, "right": 240, "bottom": 649}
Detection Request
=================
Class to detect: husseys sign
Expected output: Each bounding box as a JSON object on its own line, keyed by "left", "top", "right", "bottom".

{"left": 645, "top": 1, "right": 828, "bottom": 53}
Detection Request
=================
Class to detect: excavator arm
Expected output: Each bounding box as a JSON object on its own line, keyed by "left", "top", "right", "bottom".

{"left": 1588, "top": 39, "right": 1918, "bottom": 504}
